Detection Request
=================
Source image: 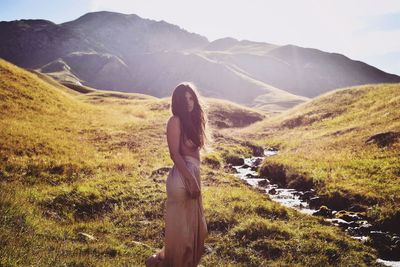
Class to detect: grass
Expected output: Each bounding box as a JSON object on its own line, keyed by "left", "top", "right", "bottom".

{"left": 0, "top": 58, "right": 385, "bottom": 266}
{"left": 205, "top": 98, "right": 266, "bottom": 128}
{"left": 232, "top": 83, "right": 400, "bottom": 233}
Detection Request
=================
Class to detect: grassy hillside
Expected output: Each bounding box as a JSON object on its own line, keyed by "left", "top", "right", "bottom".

{"left": 0, "top": 59, "right": 383, "bottom": 266}
{"left": 232, "top": 83, "right": 400, "bottom": 233}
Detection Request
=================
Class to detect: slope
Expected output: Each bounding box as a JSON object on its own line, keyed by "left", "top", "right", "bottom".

{"left": 233, "top": 83, "right": 400, "bottom": 235}
{"left": 0, "top": 59, "right": 383, "bottom": 266}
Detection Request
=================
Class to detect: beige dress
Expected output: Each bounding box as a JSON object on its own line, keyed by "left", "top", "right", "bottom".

{"left": 146, "top": 155, "right": 208, "bottom": 267}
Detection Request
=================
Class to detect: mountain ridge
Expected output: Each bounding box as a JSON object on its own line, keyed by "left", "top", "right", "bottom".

{"left": 1, "top": 11, "right": 399, "bottom": 111}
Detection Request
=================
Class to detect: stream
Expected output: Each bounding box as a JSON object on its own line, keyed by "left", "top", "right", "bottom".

{"left": 231, "top": 149, "right": 400, "bottom": 267}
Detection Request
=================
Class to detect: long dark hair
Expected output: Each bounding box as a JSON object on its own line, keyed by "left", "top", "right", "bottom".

{"left": 171, "top": 82, "right": 207, "bottom": 149}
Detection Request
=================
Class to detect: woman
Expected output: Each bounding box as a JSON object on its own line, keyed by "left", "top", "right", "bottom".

{"left": 145, "top": 83, "right": 209, "bottom": 267}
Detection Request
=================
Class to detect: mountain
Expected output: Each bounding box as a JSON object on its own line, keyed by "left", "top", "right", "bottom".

{"left": 1, "top": 11, "right": 400, "bottom": 111}
{"left": 201, "top": 43, "right": 400, "bottom": 97}
{"left": 62, "top": 11, "right": 208, "bottom": 56}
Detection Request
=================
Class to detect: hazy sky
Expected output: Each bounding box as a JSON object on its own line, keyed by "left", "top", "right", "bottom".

{"left": 1, "top": 0, "right": 400, "bottom": 75}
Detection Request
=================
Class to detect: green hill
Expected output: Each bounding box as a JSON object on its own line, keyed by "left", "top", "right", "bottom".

{"left": 233, "top": 83, "right": 400, "bottom": 234}
{"left": 0, "top": 59, "right": 383, "bottom": 266}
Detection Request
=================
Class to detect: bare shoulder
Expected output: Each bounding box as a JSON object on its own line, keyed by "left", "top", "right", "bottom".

{"left": 167, "top": 115, "right": 181, "bottom": 127}
{"left": 166, "top": 116, "right": 181, "bottom": 141}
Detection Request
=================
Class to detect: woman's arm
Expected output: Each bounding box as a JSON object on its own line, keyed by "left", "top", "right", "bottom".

{"left": 166, "top": 116, "right": 200, "bottom": 199}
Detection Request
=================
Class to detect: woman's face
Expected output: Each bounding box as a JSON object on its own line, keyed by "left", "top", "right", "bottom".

{"left": 185, "top": 91, "right": 194, "bottom": 112}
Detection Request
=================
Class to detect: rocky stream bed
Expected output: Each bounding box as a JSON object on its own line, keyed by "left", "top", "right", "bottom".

{"left": 231, "top": 148, "right": 400, "bottom": 267}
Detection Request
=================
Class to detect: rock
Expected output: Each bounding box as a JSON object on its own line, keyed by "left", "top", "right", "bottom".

{"left": 348, "top": 221, "right": 360, "bottom": 228}
{"left": 258, "top": 179, "right": 270, "bottom": 187}
{"left": 245, "top": 173, "right": 258, "bottom": 178}
{"left": 293, "top": 191, "right": 303, "bottom": 197}
{"left": 327, "top": 218, "right": 350, "bottom": 228}
{"left": 309, "top": 196, "right": 323, "bottom": 209}
{"left": 335, "top": 210, "right": 364, "bottom": 222}
{"left": 77, "top": 232, "right": 96, "bottom": 241}
{"left": 368, "top": 231, "right": 400, "bottom": 260}
{"left": 313, "top": 205, "right": 333, "bottom": 217}
{"left": 240, "top": 164, "right": 251, "bottom": 169}
{"left": 264, "top": 149, "right": 279, "bottom": 156}
{"left": 268, "top": 188, "right": 277, "bottom": 195}
{"left": 253, "top": 158, "right": 263, "bottom": 166}
{"left": 369, "top": 231, "right": 391, "bottom": 242}
{"left": 348, "top": 221, "right": 373, "bottom": 235}
{"left": 299, "top": 190, "right": 315, "bottom": 201}
{"left": 250, "top": 166, "right": 259, "bottom": 171}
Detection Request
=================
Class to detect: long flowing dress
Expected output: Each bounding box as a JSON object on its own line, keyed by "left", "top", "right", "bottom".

{"left": 147, "top": 155, "right": 208, "bottom": 267}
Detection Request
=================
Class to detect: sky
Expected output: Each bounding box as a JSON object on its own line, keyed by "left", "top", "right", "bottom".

{"left": 1, "top": 0, "right": 400, "bottom": 75}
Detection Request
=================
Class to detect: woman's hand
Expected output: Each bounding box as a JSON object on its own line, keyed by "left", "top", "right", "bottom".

{"left": 186, "top": 175, "right": 201, "bottom": 199}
